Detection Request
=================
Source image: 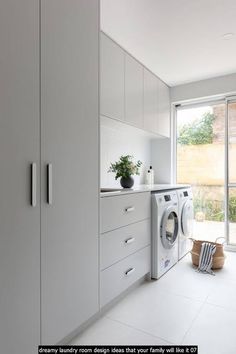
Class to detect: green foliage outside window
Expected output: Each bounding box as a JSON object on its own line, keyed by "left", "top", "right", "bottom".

{"left": 178, "top": 112, "right": 215, "bottom": 145}
{"left": 193, "top": 196, "right": 236, "bottom": 222}
{"left": 193, "top": 197, "right": 224, "bottom": 222}
{"left": 229, "top": 196, "right": 236, "bottom": 223}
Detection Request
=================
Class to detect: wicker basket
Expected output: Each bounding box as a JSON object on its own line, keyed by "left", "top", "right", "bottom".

{"left": 190, "top": 238, "right": 226, "bottom": 269}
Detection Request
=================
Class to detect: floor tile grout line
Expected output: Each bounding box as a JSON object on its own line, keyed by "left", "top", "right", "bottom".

{"left": 147, "top": 283, "right": 210, "bottom": 304}
{"left": 180, "top": 289, "right": 236, "bottom": 346}
{"left": 201, "top": 273, "right": 236, "bottom": 312}
{"left": 179, "top": 272, "right": 219, "bottom": 344}
{"left": 104, "top": 274, "right": 212, "bottom": 346}
{"left": 205, "top": 300, "right": 236, "bottom": 312}
{"left": 154, "top": 287, "right": 210, "bottom": 303}
{"left": 180, "top": 280, "right": 216, "bottom": 345}
{"left": 180, "top": 300, "right": 206, "bottom": 345}
{"left": 104, "top": 315, "right": 174, "bottom": 345}
{"left": 75, "top": 253, "right": 236, "bottom": 346}
{"left": 144, "top": 278, "right": 210, "bottom": 303}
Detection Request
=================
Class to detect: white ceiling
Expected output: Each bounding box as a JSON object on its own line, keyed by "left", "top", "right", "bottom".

{"left": 101, "top": 0, "right": 236, "bottom": 86}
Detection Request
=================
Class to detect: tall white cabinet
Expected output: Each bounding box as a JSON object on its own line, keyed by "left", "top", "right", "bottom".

{"left": 0, "top": 1, "right": 40, "bottom": 353}
{"left": 0, "top": 0, "right": 99, "bottom": 352}
{"left": 41, "top": 0, "right": 99, "bottom": 344}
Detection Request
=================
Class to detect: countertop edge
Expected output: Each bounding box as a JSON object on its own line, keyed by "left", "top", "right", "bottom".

{"left": 100, "top": 184, "right": 191, "bottom": 198}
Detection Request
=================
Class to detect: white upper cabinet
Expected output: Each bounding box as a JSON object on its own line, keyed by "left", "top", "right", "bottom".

{"left": 100, "top": 33, "right": 125, "bottom": 121}
{"left": 143, "top": 68, "right": 159, "bottom": 133}
{"left": 144, "top": 69, "right": 170, "bottom": 137}
{"left": 125, "top": 54, "right": 143, "bottom": 128}
{"left": 100, "top": 33, "right": 170, "bottom": 137}
{"left": 157, "top": 79, "right": 170, "bottom": 137}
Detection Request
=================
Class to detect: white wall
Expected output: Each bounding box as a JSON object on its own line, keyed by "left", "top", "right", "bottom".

{"left": 100, "top": 117, "right": 151, "bottom": 187}
{"left": 151, "top": 138, "right": 172, "bottom": 183}
{"left": 171, "top": 73, "right": 236, "bottom": 103}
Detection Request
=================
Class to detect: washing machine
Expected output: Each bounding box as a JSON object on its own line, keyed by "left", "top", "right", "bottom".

{"left": 151, "top": 190, "right": 179, "bottom": 279}
{"left": 177, "top": 187, "right": 194, "bottom": 260}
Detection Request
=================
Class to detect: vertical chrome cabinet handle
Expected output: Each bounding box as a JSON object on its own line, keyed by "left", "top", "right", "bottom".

{"left": 31, "top": 163, "right": 37, "bottom": 207}
{"left": 125, "top": 267, "right": 136, "bottom": 276}
{"left": 47, "top": 163, "right": 52, "bottom": 205}
{"left": 125, "top": 206, "right": 135, "bottom": 213}
{"left": 125, "top": 237, "right": 135, "bottom": 244}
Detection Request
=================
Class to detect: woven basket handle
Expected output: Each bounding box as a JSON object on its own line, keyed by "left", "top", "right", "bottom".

{"left": 215, "top": 237, "right": 227, "bottom": 245}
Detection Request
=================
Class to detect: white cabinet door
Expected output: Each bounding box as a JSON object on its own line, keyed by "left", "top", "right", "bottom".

{"left": 125, "top": 54, "right": 143, "bottom": 128}
{"left": 41, "top": 0, "right": 99, "bottom": 344}
{"left": 143, "top": 68, "right": 158, "bottom": 133}
{"left": 157, "top": 79, "right": 170, "bottom": 137}
{"left": 100, "top": 33, "right": 125, "bottom": 121}
{"left": 0, "top": 1, "right": 40, "bottom": 353}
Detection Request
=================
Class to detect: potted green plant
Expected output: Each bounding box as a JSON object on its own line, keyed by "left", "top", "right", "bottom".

{"left": 108, "top": 155, "right": 142, "bottom": 188}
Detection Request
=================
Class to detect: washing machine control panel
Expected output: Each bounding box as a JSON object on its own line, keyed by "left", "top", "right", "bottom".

{"left": 164, "top": 195, "right": 171, "bottom": 201}
{"left": 155, "top": 192, "right": 178, "bottom": 205}
{"left": 179, "top": 188, "right": 193, "bottom": 200}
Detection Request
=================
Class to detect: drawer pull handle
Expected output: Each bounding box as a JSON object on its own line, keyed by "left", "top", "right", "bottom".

{"left": 125, "top": 267, "right": 136, "bottom": 276}
{"left": 125, "top": 237, "right": 135, "bottom": 244}
{"left": 125, "top": 206, "right": 135, "bottom": 213}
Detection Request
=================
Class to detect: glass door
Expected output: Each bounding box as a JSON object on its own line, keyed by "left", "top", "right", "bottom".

{"left": 176, "top": 102, "right": 226, "bottom": 243}
{"left": 175, "top": 98, "right": 236, "bottom": 247}
{"left": 227, "top": 98, "right": 236, "bottom": 245}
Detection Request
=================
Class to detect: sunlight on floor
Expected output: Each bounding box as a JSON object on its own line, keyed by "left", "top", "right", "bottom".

{"left": 193, "top": 220, "right": 236, "bottom": 244}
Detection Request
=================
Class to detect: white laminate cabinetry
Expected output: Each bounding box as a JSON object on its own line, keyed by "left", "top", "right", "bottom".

{"left": 100, "top": 219, "right": 150, "bottom": 270}
{"left": 125, "top": 54, "right": 144, "bottom": 128}
{"left": 100, "top": 193, "right": 151, "bottom": 307}
{"left": 100, "top": 33, "right": 125, "bottom": 121}
{"left": 143, "top": 70, "right": 170, "bottom": 137}
{"left": 101, "top": 192, "right": 151, "bottom": 233}
{"left": 100, "top": 246, "right": 150, "bottom": 307}
{"left": 1, "top": 1, "right": 99, "bottom": 350}
{"left": 41, "top": 0, "right": 99, "bottom": 344}
{"left": 0, "top": 1, "right": 40, "bottom": 353}
{"left": 157, "top": 79, "right": 170, "bottom": 137}
{"left": 143, "top": 68, "right": 159, "bottom": 134}
{"left": 100, "top": 33, "right": 170, "bottom": 137}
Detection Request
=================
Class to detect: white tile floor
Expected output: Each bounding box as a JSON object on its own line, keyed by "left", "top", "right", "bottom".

{"left": 193, "top": 220, "right": 236, "bottom": 244}
{"left": 71, "top": 251, "right": 236, "bottom": 354}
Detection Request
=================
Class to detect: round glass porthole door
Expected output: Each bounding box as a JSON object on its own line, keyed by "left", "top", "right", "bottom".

{"left": 181, "top": 200, "right": 194, "bottom": 238}
{"left": 161, "top": 207, "right": 179, "bottom": 249}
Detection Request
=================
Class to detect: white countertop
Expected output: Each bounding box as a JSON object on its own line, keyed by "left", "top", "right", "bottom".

{"left": 100, "top": 184, "right": 191, "bottom": 197}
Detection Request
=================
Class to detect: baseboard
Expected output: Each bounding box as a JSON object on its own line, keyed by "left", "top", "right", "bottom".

{"left": 59, "top": 273, "right": 150, "bottom": 345}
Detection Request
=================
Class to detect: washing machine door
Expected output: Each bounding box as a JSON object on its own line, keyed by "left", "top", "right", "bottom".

{"left": 161, "top": 206, "right": 179, "bottom": 249}
{"left": 181, "top": 200, "right": 194, "bottom": 238}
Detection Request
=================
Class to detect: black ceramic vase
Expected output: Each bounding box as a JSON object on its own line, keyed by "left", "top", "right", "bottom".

{"left": 120, "top": 176, "right": 134, "bottom": 188}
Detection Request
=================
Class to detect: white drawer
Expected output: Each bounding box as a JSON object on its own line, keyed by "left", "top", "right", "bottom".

{"left": 100, "top": 219, "right": 150, "bottom": 270}
{"left": 100, "top": 246, "right": 150, "bottom": 307}
{"left": 101, "top": 192, "right": 150, "bottom": 233}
